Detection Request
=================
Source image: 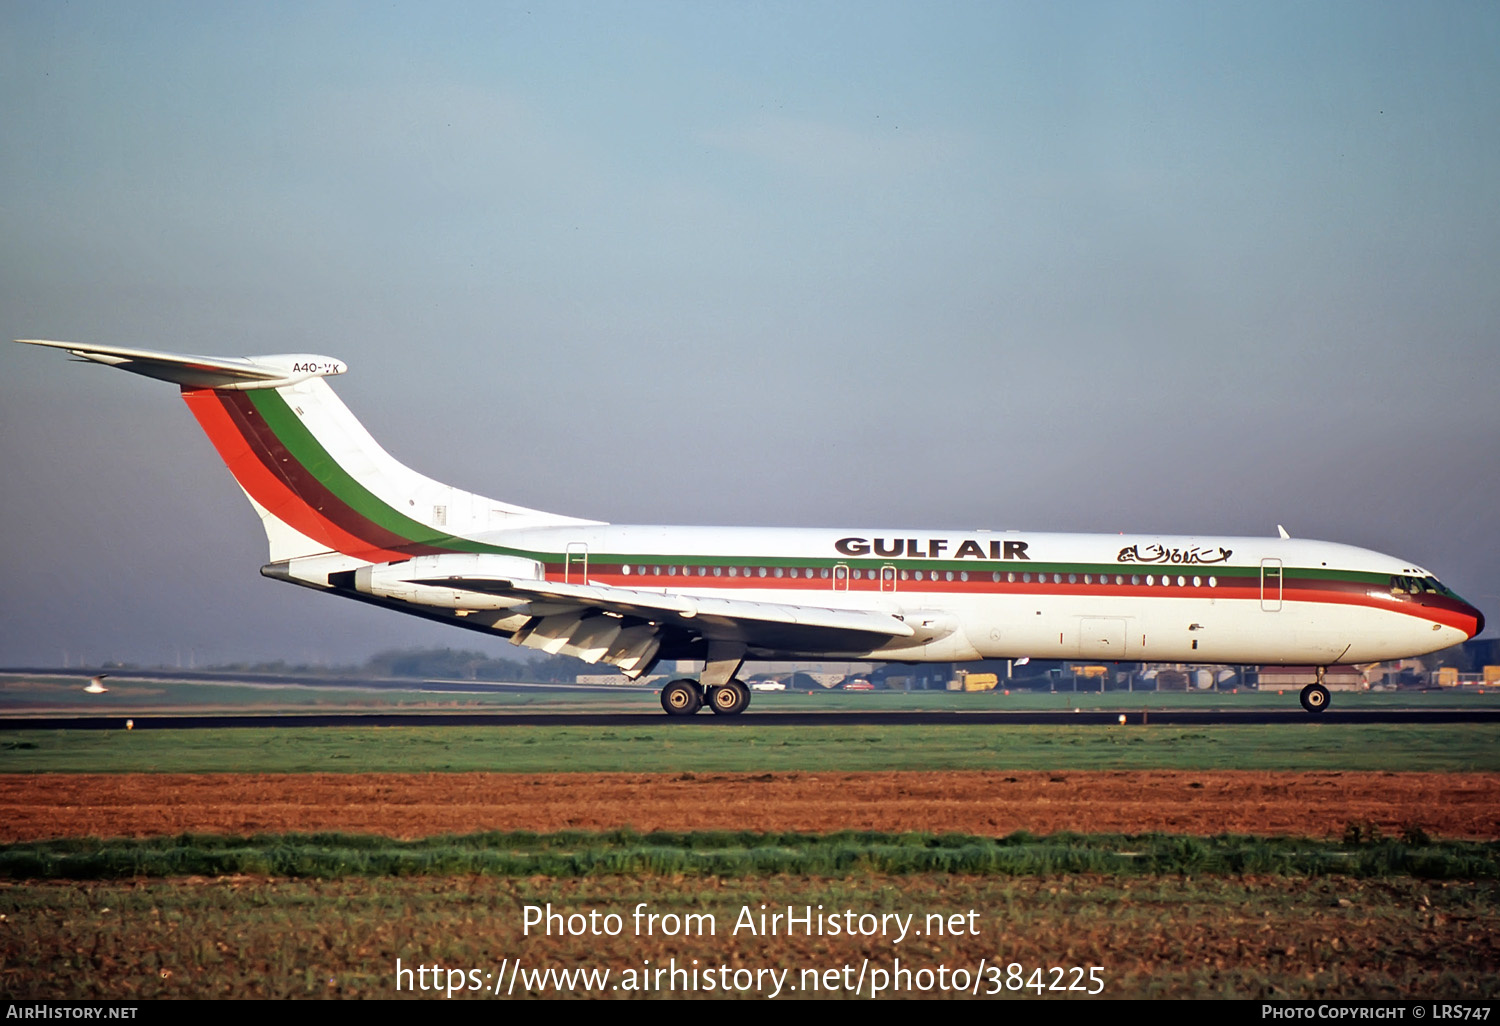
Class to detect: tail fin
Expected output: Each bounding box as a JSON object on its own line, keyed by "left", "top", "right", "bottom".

{"left": 18, "top": 340, "right": 596, "bottom": 563}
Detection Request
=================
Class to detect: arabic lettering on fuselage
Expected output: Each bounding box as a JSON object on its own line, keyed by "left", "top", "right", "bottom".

{"left": 1117, "top": 544, "right": 1233, "bottom": 565}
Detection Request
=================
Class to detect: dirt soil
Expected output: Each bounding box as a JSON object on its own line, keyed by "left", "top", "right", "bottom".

{"left": 3, "top": 770, "right": 1497, "bottom": 841}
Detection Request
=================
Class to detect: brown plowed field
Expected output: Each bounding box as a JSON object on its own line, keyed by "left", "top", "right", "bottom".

{"left": 4, "top": 770, "right": 1497, "bottom": 840}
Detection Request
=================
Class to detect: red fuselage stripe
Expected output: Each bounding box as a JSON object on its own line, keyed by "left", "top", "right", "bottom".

{"left": 568, "top": 569, "right": 1481, "bottom": 634}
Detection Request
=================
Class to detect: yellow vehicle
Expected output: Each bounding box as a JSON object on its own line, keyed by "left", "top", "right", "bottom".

{"left": 956, "top": 671, "right": 998, "bottom": 692}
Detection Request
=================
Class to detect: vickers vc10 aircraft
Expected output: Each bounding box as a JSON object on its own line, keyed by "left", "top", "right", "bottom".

{"left": 19, "top": 339, "right": 1485, "bottom": 716}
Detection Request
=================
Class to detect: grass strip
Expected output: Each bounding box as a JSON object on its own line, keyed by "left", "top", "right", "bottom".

{"left": 4, "top": 722, "right": 1498, "bottom": 772}
{"left": 4, "top": 828, "right": 1496, "bottom": 880}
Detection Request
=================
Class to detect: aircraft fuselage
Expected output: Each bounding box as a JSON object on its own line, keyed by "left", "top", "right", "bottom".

{"left": 287, "top": 522, "right": 1481, "bottom": 667}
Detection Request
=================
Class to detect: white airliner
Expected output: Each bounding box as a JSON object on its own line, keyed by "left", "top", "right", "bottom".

{"left": 18, "top": 340, "right": 1484, "bottom": 716}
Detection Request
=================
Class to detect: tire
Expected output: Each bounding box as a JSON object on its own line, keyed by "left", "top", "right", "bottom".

{"left": 1300, "top": 682, "right": 1330, "bottom": 714}
{"left": 707, "top": 678, "right": 751, "bottom": 716}
{"left": 661, "top": 678, "right": 703, "bottom": 716}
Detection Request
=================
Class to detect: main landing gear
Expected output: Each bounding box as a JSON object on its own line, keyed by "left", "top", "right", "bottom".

{"left": 1300, "top": 666, "right": 1331, "bottom": 714}
{"left": 659, "top": 678, "right": 752, "bottom": 717}
{"left": 660, "top": 643, "right": 751, "bottom": 718}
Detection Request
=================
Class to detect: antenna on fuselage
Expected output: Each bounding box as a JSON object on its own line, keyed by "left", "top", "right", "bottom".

{"left": 1276, "top": 525, "right": 1291, "bottom": 540}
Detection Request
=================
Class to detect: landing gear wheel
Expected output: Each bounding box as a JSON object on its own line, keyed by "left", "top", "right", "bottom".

{"left": 1300, "top": 682, "right": 1330, "bottom": 714}
{"left": 661, "top": 678, "right": 703, "bottom": 716}
{"left": 707, "top": 678, "right": 752, "bottom": 716}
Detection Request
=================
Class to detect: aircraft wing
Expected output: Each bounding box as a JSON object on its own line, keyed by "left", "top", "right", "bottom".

{"left": 410, "top": 573, "right": 916, "bottom": 661}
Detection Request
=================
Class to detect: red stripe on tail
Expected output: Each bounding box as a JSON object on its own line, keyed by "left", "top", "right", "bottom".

{"left": 182, "top": 388, "right": 411, "bottom": 561}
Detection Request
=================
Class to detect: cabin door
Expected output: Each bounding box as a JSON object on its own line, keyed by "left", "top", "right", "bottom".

{"left": 565, "top": 543, "right": 589, "bottom": 584}
{"left": 1260, "top": 559, "right": 1283, "bottom": 611}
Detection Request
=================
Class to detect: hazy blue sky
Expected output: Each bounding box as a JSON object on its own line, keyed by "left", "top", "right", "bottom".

{"left": 3, "top": 1, "right": 1496, "bottom": 666}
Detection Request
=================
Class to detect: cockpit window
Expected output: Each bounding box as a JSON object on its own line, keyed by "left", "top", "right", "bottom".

{"left": 1392, "top": 575, "right": 1448, "bottom": 596}
{"left": 1390, "top": 575, "right": 1440, "bottom": 596}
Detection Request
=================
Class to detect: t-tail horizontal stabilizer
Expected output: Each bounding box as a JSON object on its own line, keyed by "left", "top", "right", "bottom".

{"left": 18, "top": 338, "right": 594, "bottom": 566}
{"left": 15, "top": 339, "right": 346, "bottom": 391}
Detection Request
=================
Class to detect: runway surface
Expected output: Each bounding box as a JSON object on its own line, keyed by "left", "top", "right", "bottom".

{"left": 4, "top": 708, "right": 1497, "bottom": 729}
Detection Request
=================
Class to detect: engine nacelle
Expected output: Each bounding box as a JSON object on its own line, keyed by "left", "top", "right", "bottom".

{"left": 353, "top": 552, "right": 543, "bottom": 610}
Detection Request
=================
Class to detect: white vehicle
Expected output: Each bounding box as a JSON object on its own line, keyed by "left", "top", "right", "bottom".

{"left": 748, "top": 680, "right": 787, "bottom": 692}
{"left": 19, "top": 340, "right": 1485, "bottom": 718}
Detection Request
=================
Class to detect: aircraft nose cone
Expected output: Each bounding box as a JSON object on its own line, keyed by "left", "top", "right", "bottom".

{"left": 1468, "top": 603, "right": 1485, "bottom": 639}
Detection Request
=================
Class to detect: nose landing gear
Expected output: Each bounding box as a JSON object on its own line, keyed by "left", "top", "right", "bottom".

{"left": 1300, "top": 666, "right": 1331, "bottom": 714}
